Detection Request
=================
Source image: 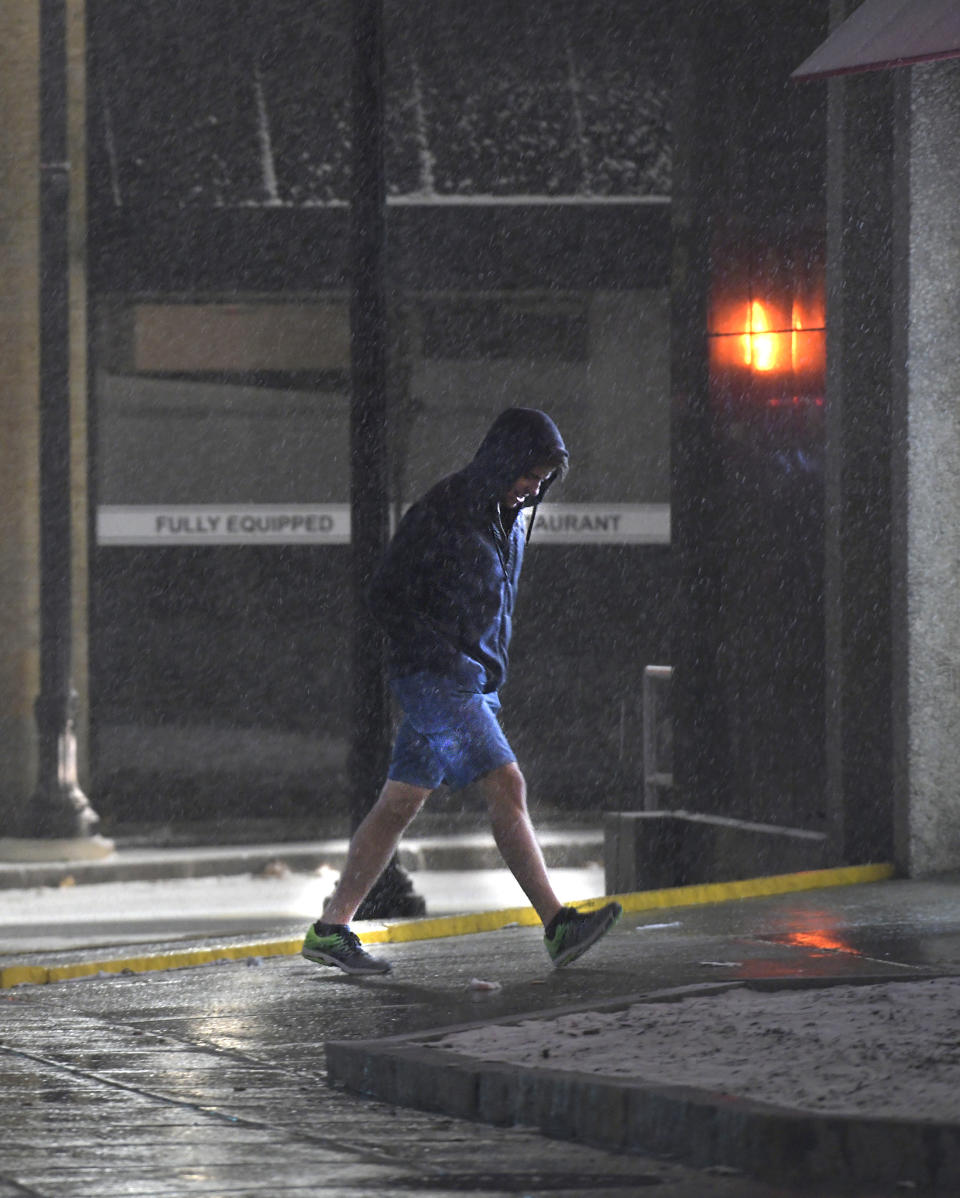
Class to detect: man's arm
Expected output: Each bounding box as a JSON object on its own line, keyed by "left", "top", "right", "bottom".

{"left": 367, "top": 500, "right": 461, "bottom": 675}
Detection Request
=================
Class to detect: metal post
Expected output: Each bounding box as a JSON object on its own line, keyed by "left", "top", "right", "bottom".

{"left": 348, "top": 0, "right": 424, "bottom": 917}
{"left": 29, "top": 0, "right": 100, "bottom": 838}
{"left": 642, "top": 665, "right": 674, "bottom": 811}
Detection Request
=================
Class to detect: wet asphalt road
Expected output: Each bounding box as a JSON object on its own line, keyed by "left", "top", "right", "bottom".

{"left": 2, "top": 874, "right": 960, "bottom": 1197}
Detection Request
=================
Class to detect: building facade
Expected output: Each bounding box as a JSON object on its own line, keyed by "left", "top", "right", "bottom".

{"left": 2, "top": 0, "right": 959, "bottom": 877}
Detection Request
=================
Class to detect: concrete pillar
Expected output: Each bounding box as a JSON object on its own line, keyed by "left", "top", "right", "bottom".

{"left": 0, "top": 0, "right": 99, "bottom": 852}
{"left": 823, "top": 59, "right": 895, "bottom": 864}
{"left": 67, "top": 0, "right": 90, "bottom": 796}
{"left": 892, "top": 61, "right": 960, "bottom": 876}
{"left": 0, "top": 3, "right": 42, "bottom": 831}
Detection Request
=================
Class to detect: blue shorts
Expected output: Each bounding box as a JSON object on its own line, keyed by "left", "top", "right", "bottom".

{"left": 386, "top": 671, "right": 516, "bottom": 792}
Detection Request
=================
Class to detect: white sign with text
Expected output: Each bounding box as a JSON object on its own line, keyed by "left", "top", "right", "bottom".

{"left": 97, "top": 503, "right": 670, "bottom": 546}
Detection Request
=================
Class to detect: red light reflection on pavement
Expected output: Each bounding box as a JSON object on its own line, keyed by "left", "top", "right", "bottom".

{"left": 734, "top": 910, "right": 863, "bottom": 979}
{"left": 783, "top": 929, "right": 861, "bottom": 954}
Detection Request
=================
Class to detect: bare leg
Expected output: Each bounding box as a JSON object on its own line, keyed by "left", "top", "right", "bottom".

{"left": 321, "top": 779, "right": 430, "bottom": 925}
{"left": 477, "top": 762, "right": 563, "bottom": 926}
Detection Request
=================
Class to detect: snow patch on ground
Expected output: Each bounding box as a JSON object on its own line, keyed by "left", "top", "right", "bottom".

{"left": 433, "top": 976, "right": 960, "bottom": 1121}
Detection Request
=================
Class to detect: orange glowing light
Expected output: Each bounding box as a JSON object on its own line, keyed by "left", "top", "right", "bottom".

{"left": 741, "top": 301, "right": 778, "bottom": 371}
{"left": 730, "top": 298, "right": 824, "bottom": 378}
{"left": 709, "top": 284, "right": 826, "bottom": 389}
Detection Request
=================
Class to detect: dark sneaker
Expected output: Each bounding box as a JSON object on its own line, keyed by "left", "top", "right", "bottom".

{"left": 544, "top": 902, "right": 623, "bottom": 968}
{"left": 301, "top": 921, "right": 392, "bottom": 975}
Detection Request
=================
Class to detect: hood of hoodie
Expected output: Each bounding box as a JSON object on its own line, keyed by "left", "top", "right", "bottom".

{"left": 461, "top": 407, "right": 569, "bottom": 510}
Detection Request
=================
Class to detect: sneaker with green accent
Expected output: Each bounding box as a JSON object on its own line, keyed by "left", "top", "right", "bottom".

{"left": 544, "top": 902, "right": 622, "bottom": 968}
{"left": 301, "top": 921, "right": 392, "bottom": 975}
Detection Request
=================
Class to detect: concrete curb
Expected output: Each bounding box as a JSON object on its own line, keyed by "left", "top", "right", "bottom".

{"left": 325, "top": 979, "right": 960, "bottom": 1189}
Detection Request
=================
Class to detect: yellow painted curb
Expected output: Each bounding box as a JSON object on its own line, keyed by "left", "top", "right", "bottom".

{"left": 0, "top": 862, "right": 895, "bottom": 989}
{"left": 609, "top": 862, "right": 897, "bottom": 915}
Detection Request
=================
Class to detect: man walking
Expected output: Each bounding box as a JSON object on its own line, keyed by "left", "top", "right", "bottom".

{"left": 301, "top": 407, "right": 621, "bottom": 974}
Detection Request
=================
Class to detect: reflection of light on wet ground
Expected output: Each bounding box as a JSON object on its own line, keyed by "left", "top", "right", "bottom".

{"left": 0, "top": 866, "right": 605, "bottom": 953}
{"left": 0, "top": 871, "right": 338, "bottom": 952}
{"left": 781, "top": 929, "right": 861, "bottom": 955}
{"left": 733, "top": 906, "right": 926, "bottom": 980}
{"left": 764, "top": 907, "right": 863, "bottom": 956}
{"left": 408, "top": 866, "right": 605, "bottom": 915}
{"left": 733, "top": 936, "right": 864, "bottom": 980}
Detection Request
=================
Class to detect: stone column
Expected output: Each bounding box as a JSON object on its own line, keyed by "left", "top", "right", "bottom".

{"left": 0, "top": 0, "right": 106, "bottom": 856}
{"left": 823, "top": 57, "right": 896, "bottom": 864}
{"left": 891, "top": 61, "right": 960, "bottom": 876}
{"left": 0, "top": 3, "right": 42, "bottom": 833}
{"left": 67, "top": 0, "right": 91, "bottom": 801}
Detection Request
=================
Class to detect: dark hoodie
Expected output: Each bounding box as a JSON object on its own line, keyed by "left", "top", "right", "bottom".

{"left": 368, "top": 408, "right": 568, "bottom": 693}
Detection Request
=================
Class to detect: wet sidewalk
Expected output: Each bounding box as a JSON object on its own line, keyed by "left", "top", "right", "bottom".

{"left": 2, "top": 868, "right": 960, "bottom": 1195}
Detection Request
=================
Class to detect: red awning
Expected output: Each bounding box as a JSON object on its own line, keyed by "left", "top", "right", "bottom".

{"left": 792, "top": 0, "right": 960, "bottom": 79}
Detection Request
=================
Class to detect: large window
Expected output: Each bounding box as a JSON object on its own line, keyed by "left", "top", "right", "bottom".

{"left": 95, "top": 289, "right": 670, "bottom": 547}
